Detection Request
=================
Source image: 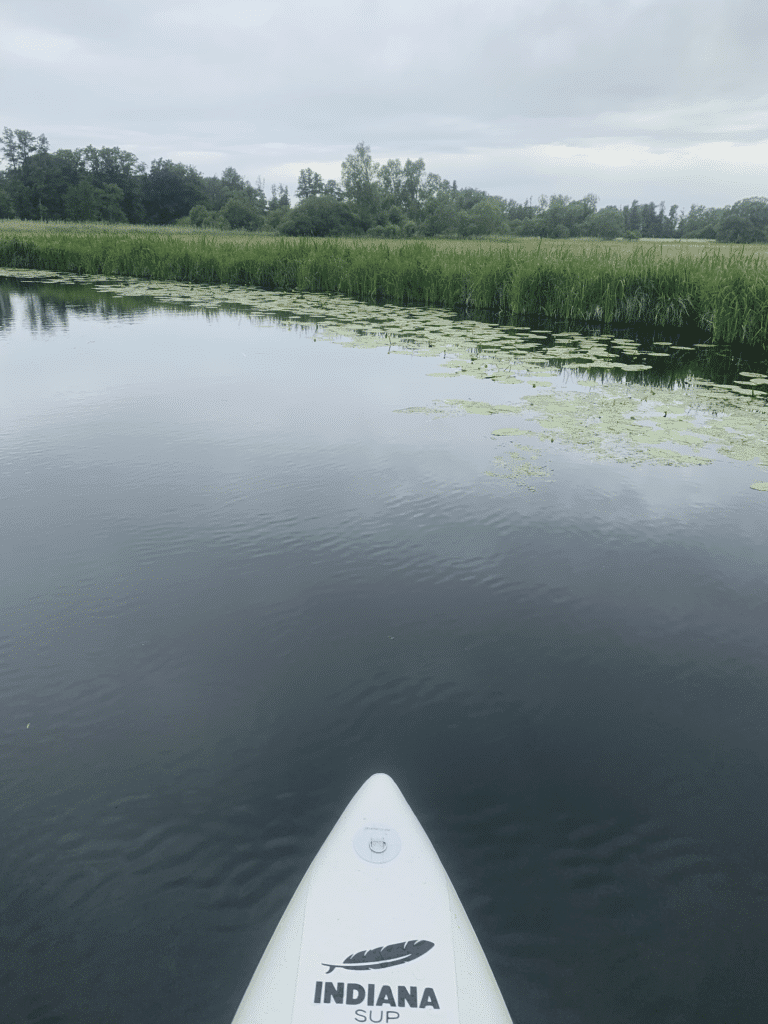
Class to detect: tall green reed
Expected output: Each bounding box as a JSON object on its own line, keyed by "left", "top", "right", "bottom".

{"left": 1, "top": 227, "right": 768, "bottom": 347}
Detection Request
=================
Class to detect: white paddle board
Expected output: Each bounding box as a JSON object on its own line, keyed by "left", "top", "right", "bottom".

{"left": 231, "top": 773, "right": 513, "bottom": 1023}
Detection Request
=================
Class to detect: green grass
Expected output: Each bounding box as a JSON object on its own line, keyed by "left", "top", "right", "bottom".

{"left": 2, "top": 221, "right": 768, "bottom": 347}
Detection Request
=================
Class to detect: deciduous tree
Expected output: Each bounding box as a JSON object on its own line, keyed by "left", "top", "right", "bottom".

{"left": 296, "top": 168, "right": 325, "bottom": 200}
{"left": 341, "top": 142, "right": 381, "bottom": 228}
{"left": 143, "top": 159, "right": 205, "bottom": 224}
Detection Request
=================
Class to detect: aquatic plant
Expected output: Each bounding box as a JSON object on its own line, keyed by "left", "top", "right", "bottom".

{"left": 2, "top": 224, "right": 768, "bottom": 348}
{"left": 3, "top": 267, "right": 767, "bottom": 492}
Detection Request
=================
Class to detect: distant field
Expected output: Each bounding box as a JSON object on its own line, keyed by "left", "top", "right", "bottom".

{"left": 2, "top": 221, "right": 768, "bottom": 347}
{"left": 3, "top": 218, "right": 767, "bottom": 255}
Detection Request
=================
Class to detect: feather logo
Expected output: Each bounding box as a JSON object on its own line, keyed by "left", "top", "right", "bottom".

{"left": 322, "top": 939, "right": 434, "bottom": 974}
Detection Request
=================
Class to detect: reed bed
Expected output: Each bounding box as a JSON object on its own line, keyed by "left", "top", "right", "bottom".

{"left": 2, "top": 222, "right": 768, "bottom": 347}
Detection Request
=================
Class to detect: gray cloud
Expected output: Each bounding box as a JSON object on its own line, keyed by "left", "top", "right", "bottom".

{"left": 2, "top": 0, "right": 767, "bottom": 208}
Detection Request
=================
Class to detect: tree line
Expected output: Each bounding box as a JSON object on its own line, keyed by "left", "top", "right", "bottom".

{"left": 2, "top": 129, "right": 766, "bottom": 243}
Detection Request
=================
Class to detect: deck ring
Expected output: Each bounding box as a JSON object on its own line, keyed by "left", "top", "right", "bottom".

{"left": 353, "top": 826, "right": 401, "bottom": 863}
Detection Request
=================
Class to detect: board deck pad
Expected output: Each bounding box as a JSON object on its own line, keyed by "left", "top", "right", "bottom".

{"left": 231, "top": 774, "right": 513, "bottom": 1023}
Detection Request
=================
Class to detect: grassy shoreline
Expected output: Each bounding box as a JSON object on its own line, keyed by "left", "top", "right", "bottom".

{"left": 2, "top": 222, "right": 768, "bottom": 347}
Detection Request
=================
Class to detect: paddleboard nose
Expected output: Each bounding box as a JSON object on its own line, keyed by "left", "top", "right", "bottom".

{"left": 231, "top": 771, "right": 514, "bottom": 1023}
{"left": 354, "top": 772, "right": 404, "bottom": 800}
{"left": 348, "top": 770, "right": 417, "bottom": 835}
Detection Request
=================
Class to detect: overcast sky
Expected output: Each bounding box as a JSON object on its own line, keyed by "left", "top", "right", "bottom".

{"left": 3, "top": 0, "right": 767, "bottom": 211}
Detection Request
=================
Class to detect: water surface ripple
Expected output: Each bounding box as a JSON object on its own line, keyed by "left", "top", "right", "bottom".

{"left": 1, "top": 282, "right": 767, "bottom": 1024}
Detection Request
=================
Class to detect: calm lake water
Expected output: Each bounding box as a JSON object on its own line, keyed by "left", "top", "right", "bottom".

{"left": 2, "top": 279, "right": 767, "bottom": 1024}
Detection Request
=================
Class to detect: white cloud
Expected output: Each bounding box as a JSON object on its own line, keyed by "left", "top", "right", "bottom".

{"left": 2, "top": 0, "right": 767, "bottom": 208}
{"left": 0, "top": 25, "right": 83, "bottom": 65}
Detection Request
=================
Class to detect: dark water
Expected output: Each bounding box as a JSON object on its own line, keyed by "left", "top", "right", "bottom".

{"left": 2, "top": 283, "right": 767, "bottom": 1024}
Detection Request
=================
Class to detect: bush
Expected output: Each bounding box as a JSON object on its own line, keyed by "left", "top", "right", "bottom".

{"left": 189, "top": 204, "right": 210, "bottom": 227}
{"left": 187, "top": 204, "right": 230, "bottom": 230}
{"left": 367, "top": 224, "right": 399, "bottom": 238}
{"left": 717, "top": 214, "right": 762, "bottom": 244}
{"left": 0, "top": 187, "right": 15, "bottom": 218}
{"left": 221, "top": 196, "right": 263, "bottom": 231}
{"left": 280, "top": 196, "right": 362, "bottom": 236}
{"left": 584, "top": 206, "right": 625, "bottom": 240}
